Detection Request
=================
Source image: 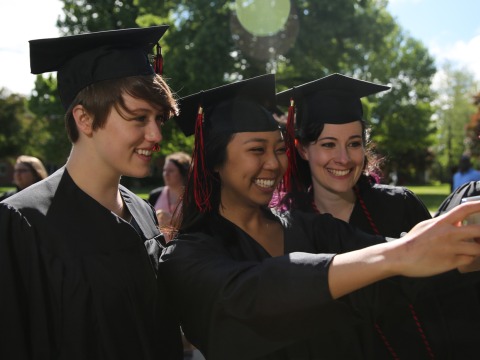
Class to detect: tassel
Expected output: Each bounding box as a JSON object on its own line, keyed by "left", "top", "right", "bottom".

{"left": 152, "top": 143, "right": 160, "bottom": 152}
{"left": 282, "top": 98, "right": 298, "bottom": 193}
{"left": 190, "top": 106, "right": 212, "bottom": 212}
{"left": 153, "top": 43, "right": 163, "bottom": 75}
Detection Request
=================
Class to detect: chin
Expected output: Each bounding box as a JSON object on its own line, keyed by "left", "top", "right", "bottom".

{"left": 125, "top": 168, "right": 150, "bottom": 179}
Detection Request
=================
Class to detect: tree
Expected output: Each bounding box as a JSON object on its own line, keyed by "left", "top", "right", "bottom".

{"left": 30, "top": 0, "right": 439, "bottom": 182}
{"left": 367, "top": 26, "right": 437, "bottom": 183}
{"left": 151, "top": 0, "right": 437, "bottom": 182}
{"left": 430, "top": 63, "right": 478, "bottom": 181}
{"left": 469, "top": 93, "right": 480, "bottom": 157}
{"left": 28, "top": 75, "right": 71, "bottom": 166}
{"left": 57, "top": 0, "right": 140, "bottom": 34}
{"left": 0, "top": 88, "right": 48, "bottom": 161}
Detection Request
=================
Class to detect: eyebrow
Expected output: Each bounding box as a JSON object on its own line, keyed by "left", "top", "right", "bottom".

{"left": 318, "top": 134, "right": 362, "bottom": 141}
{"left": 242, "top": 137, "right": 284, "bottom": 144}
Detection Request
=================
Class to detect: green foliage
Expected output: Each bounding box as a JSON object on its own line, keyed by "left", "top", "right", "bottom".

{"left": 154, "top": 1, "right": 238, "bottom": 96}
{"left": 0, "top": 89, "right": 26, "bottom": 157}
{"left": 0, "top": 88, "right": 49, "bottom": 161}
{"left": 431, "top": 63, "right": 478, "bottom": 178}
{"left": 29, "top": 75, "right": 71, "bottom": 166}
{"left": 157, "top": 119, "right": 194, "bottom": 155}
{"left": 147, "top": 0, "right": 438, "bottom": 185}
{"left": 13, "top": 0, "right": 467, "bottom": 184}
{"left": 57, "top": 0, "right": 140, "bottom": 34}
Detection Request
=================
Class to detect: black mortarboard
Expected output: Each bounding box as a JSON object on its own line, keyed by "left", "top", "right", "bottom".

{"left": 174, "top": 73, "right": 279, "bottom": 137}
{"left": 276, "top": 73, "right": 390, "bottom": 129}
{"left": 29, "top": 26, "right": 168, "bottom": 109}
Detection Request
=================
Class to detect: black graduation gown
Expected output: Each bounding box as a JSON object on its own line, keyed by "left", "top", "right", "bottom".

{"left": 346, "top": 181, "right": 439, "bottom": 358}
{"left": 160, "top": 209, "right": 393, "bottom": 360}
{"left": 350, "top": 179, "right": 480, "bottom": 359}
{"left": 0, "top": 167, "right": 182, "bottom": 360}
{"left": 430, "top": 180, "right": 480, "bottom": 359}
{"left": 351, "top": 180, "right": 432, "bottom": 237}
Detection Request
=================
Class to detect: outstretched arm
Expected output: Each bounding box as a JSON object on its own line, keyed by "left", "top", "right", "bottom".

{"left": 329, "top": 200, "right": 480, "bottom": 298}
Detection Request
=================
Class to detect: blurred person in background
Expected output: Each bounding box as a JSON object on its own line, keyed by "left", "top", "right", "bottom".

{"left": 0, "top": 155, "right": 48, "bottom": 201}
{"left": 452, "top": 155, "right": 480, "bottom": 191}
{"left": 148, "top": 151, "right": 198, "bottom": 359}
{"left": 148, "top": 151, "right": 191, "bottom": 236}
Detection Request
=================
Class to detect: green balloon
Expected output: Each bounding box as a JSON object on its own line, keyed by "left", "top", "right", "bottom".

{"left": 235, "top": 0, "right": 290, "bottom": 36}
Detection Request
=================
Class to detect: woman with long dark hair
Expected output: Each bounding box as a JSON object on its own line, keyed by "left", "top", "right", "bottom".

{"left": 277, "top": 73, "right": 480, "bottom": 358}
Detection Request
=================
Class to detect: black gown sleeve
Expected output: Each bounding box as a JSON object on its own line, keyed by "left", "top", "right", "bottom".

{"left": 400, "top": 187, "right": 432, "bottom": 230}
{"left": 0, "top": 203, "right": 58, "bottom": 360}
{"left": 159, "top": 233, "right": 367, "bottom": 360}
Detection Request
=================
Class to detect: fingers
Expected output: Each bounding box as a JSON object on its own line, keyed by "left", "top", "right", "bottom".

{"left": 438, "top": 200, "right": 480, "bottom": 225}
{"left": 399, "top": 220, "right": 480, "bottom": 277}
{"left": 438, "top": 229, "right": 480, "bottom": 273}
{"left": 452, "top": 223, "right": 480, "bottom": 244}
{"left": 452, "top": 237, "right": 480, "bottom": 257}
{"left": 156, "top": 210, "right": 172, "bottom": 226}
{"left": 458, "top": 255, "right": 480, "bottom": 273}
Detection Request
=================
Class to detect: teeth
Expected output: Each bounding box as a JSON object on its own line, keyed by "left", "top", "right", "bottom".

{"left": 328, "top": 169, "right": 350, "bottom": 176}
{"left": 254, "top": 179, "right": 275, "bottom": 188}
{"left": 136, "top": 149, "right": 152, "bottom": 156}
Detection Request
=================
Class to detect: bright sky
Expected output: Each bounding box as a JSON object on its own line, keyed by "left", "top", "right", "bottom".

{"left": 387, "top": 0, "right": 480, "bottom": 83}
{"left": 1, "top": 0, "right": 479, "bottom": 95}
{"left": 0, "top": 0, "right": 62, "bottom": 95}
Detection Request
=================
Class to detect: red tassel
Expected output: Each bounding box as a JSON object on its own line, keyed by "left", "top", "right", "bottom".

{"left": 153, "top": 43, "right": 163, "bottom": 75}
{"left": 282, "top": 98, "right": 298, "bottom": 193}
{"left": 190, "top": 106, "right": 212, "bottom": 212}
{"left": 152, "top": 143, "right": 160, "bottom": 152}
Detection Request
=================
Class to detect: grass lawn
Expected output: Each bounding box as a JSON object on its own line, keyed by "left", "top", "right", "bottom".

{"left": 406, "top": 183, "right": 451, "bottom": 214}
{"left": 0, "top": 187, "right": 14, "bottom": 194}
{"left": 136, "top": 184, "right": 453, "bottom": 213}
{"left": 2, "top": 184, "right": 452, "bottom": 214}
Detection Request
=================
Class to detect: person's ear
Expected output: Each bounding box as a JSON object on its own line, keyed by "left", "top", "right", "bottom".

{"left": 72, "top": 105, "right": 93, "bottom": 137}
{"left": 296, "top": 142, "right": 309, "bottom": 161}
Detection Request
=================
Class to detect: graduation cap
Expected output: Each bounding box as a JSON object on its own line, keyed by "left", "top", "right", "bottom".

{"left": 174, "top": 73, "right": 279, "bottom": 137}
{"left": 175, "top": 74, "right": 293, "bottom": 212}
{"left": 276, "top": 73, "right": 390, "bottom": 129}
{"left": 29, "top": 26, "right": 169, "bottom": 110}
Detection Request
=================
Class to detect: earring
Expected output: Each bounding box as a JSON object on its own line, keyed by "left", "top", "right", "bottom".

{"left": 153, "top": 143, "right": 160, "bottom": 152}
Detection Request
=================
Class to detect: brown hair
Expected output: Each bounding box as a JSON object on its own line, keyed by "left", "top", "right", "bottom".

{"left": 65, "top": 74, "right": 178, "bottom": 142}
{"left": 16, "top": 155, "right": 48, "bottom": 182}
{"left": 165, "top": 152, "right": 192, "bottom": 185}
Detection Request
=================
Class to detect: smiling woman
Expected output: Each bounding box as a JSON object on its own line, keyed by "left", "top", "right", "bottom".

{"left": 0, "top": 26, "right": 183, "bottom": 360}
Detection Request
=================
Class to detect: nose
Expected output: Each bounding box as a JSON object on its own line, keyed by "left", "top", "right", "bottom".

{"left": 334, "top": 146, "right": 351, "bottom": 164}
{"left": 264, "top": 151, "right": 282, "bottom": 171}
{"left": 145, "top": 121, "right": 163, "bottom": 143}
